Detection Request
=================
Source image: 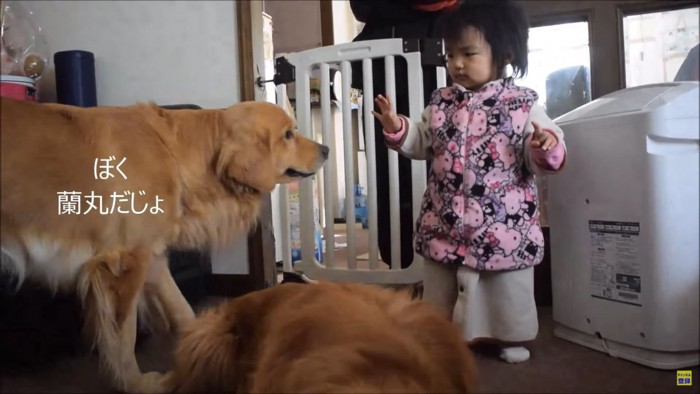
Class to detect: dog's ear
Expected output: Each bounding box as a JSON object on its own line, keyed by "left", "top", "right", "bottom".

{"left": 216, "top": 141, "right": 277, "bottom": 193}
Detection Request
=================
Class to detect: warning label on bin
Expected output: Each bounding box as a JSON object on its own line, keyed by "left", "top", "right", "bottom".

{"left": 589, "top": 220, "right": 641, "bottom": 306}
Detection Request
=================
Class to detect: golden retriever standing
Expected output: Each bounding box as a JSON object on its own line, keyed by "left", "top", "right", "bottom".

{"left": 167, "top": 281, "right": 478, "bottom": 393}
{"left": 0, "top": 97, "right": 328, "bottom": 393}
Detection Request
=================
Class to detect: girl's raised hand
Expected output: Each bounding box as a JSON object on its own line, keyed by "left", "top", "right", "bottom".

{"left": 530, "top": 121, "right": 558, "bottom": 151}
{"left": 372, "top": 94, "right": 402, "bottom": 133}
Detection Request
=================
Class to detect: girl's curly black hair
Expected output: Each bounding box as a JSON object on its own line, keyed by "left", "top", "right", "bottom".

{"left": 435, "top": 0, "right": 531, "bottom": 79}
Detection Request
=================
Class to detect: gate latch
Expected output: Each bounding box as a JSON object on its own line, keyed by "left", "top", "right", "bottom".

{"left": 255, "top": 56, "right": 296, "bottom": 88}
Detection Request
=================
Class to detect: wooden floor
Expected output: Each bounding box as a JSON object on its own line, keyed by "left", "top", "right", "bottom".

{"left": 3, "top": 300, "right": 696, "bottom": 394}
{"left": 3, "top": 228, "right": 697, "bottom": 394}
{"left": 328, "top": 223, "right": 378, "bottom": 269}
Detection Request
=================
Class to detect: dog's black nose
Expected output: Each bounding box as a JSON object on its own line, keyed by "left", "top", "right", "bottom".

{"left": 320, "top": 145, "right": 330, "bottom": 159}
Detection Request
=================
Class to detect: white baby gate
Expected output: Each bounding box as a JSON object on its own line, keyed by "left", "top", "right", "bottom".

{"left": 272, "top": 38, "right": 446, "bottom": 285}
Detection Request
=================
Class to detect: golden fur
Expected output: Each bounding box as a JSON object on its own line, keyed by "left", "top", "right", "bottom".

{"left": 0, "top": 97, "right": 328, "bottom": 393}
{"left": 167, "top": 281, "right": 478, "bottom": 393}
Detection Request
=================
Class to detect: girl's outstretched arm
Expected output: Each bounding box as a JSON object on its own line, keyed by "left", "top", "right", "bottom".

{"left": 373, "top": 94, "right": 433, "bottom": 160}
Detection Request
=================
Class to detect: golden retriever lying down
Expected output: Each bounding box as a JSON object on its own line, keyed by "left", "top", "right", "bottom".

{"left": 167, "top": 281, "right": 477, "bottom": 393}
{"left": 0, "top": 97, "right": 328, "bottom": 393}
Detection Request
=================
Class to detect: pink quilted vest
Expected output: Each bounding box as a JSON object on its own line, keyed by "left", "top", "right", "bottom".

{"left": 415, "top": 78, "right": 545, "bottom": 270}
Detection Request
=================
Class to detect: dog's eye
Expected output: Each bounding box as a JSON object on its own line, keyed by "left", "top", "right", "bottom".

{"left": 285, "top": 130, "right": 294, "bottom": 139}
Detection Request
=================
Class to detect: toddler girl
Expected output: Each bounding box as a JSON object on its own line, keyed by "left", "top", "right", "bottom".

{"left": 372, "top": 0, "right": 567, "bottom": 363}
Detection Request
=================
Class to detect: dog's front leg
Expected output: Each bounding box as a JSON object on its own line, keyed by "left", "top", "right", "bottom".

{"left": 79, "top": 248, "right": 169, "bottom": 393}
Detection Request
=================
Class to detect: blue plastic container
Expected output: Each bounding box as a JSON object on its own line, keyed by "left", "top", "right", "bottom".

{"left": 54, "top": 50, "right": 97, "bottom": 107}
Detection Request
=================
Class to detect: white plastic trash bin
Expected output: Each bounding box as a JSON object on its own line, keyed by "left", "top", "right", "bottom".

{"left": 548, "top": 81, "right": 699, "bottom": 370}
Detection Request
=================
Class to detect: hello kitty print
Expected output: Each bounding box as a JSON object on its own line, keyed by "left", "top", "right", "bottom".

{"left": 415, "top": 78, "right": 545, "bottom": 271}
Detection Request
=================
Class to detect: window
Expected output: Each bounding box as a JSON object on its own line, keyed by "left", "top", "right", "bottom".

{"left": 623, "top": 7, "right": 700, "bottom": 87}
{"left": 517, "top": 21, "right": 592, "bottom": 120}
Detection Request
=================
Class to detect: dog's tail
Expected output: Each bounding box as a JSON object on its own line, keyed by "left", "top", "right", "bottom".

{"left": 166, "top": 303, "right": 240, "bottom": 393}
{"left": 1, "top": 243, "right": 27, "bottom": 294}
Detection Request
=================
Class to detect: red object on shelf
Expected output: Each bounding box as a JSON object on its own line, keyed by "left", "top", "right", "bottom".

{"left": 0, "top": 75, "right": 36, "bottom": 101}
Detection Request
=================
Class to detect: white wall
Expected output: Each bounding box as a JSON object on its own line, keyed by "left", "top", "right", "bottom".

{"left": 22, "top": 0, "right": 240, "bottom": 108}
{"left": 21, "top": 0, "right": 249, "bottom": 274}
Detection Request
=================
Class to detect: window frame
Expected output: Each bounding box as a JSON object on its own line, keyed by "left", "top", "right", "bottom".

{"left": 521, "top": 0, "right": 698, "bottom": 100}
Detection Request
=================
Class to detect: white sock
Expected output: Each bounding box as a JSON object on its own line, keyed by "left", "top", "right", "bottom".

{"left": 499, "top": 346, "right": 531, "bottom": 363}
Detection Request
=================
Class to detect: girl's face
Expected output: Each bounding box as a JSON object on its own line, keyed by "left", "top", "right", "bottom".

{"left": 445, "top": 26, "right": 498, "bottom": 90}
